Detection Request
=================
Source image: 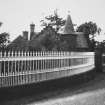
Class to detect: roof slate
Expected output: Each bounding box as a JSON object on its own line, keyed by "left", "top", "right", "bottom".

{"left": 63, "top": 14, "right": 75, "bottom": 34}
{"left": 7, "top": 35, "right": 29, "bottom": 51}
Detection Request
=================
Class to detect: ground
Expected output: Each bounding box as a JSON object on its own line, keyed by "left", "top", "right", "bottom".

{"left": 1, "top": 71, "right": 105, "bottom": 105}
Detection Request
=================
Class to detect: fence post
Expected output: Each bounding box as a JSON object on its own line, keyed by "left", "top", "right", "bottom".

{"left": 95, "top": 48, "right": 103, "bottom": 72}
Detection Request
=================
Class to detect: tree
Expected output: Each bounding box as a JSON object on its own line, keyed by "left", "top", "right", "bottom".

{"left": 76, "top": 21, "right": 101, "bottom": 50}
{"left": 76, "top": 21, "right": 101, "bottom": 39}
{"left": 0, "top": 32, "right": 10, "bottom": 48}
{"left": 0, "top": 22, "right": 2, "bottom": 27}
{"left": 0, "top": 22, "right": 10, "bottom": 49}
{"left": 40, "top": 25, "right": 59, "bottom": 51}
{"left": 40, "top": 9, "right": 66, "bottom": 32}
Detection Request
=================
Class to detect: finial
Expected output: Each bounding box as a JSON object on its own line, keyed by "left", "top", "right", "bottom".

{"left": 30, "top": 22, "right": 35, "bottom": 26}
{"left": 68, "top": 10, "right": 70, "bottom": 14}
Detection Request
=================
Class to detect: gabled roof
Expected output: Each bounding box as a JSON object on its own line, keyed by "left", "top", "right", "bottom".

{"left": 63, "top": 14, "right": 75, "bottom": 34}
{"left": 7, "top": 35, "right": 29, "bottom": 51}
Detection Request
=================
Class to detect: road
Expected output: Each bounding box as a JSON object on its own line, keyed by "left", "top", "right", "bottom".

{"left": 33, "top": 89, "right": 105, "bottom": 105}
{"left": 1, "top": 71, "right": 105, "bottom": 105}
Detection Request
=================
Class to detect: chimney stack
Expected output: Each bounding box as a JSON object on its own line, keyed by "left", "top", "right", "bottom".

{"left": 23, "top": 31, "right": 29, "bottom": 40}
{"left": 30, "top": 23, "right": 35, "bottom": 33}
{"left": 30, "top": 23, "right": 35, "bottom": 40}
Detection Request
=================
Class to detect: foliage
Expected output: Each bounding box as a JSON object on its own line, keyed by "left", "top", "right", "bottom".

{"left": 40, "top": 26, "right": 60, "bottom": 51}
{"left": 57, "top": 40, "right": 70, "bottom": 51}
{"left": 0, "top": 32, "right": 10, "bottom": 48}
{"left": 76, "top": 21, "right": 101, "bottom": 39}
{"left": 0, "top": 22, "right": 2, "bottom": 27}
{"left": 37, "top": 25, "right": 71, "bottom": 51}
{"left": 0, "top": 22, "right": 10, "bottom": 49}
{"left": 76, "top": 21, "right": 101, "bottom": 50}
{"left": 40, "top": 10, "right": 66, "bottom": 32}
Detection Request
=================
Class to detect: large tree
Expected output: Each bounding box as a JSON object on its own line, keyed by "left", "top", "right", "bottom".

{"left": 76, "top": 21, "right": 101, "bottom": 50}
{"left": 0, "top": 22, "right": 2, "bottom": 27}
{"left": 0, "top": 32, "right": 10, "bottom": 48}
{"left": 76, "top": 21, "right": 101, "bottom": 39}
{"left": 39, "top": 25, "right": 71, "bottom": 51}
{"left": 0, "top": 22, "right": 10, "bottom": 49}
{"left": 40, "top": 9, "right": 66, "bottom": 32}
{"left": 40, "top": 26, "right": 60, "bottom": 51}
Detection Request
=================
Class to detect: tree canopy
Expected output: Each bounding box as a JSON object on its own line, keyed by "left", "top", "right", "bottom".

{"left": 76, "top": 21, "right": 101, "bottom": 50}
{"left": 0, "top": 22, "right": 2, "bottom": 27}
{"left": 40, "top": 10, "right": 66, "bottom": 32}
{"left": 39, "top": 26, "right": 60, "bottom": 51}
{"left": 37, "top": 25, "right": 72, "bottom": 51}
{"left": 0, "top": 22, "right": 10, "bottom": 49}
{"left": 0, "top": 32, "right": 10, "bottom": 48}
{"left": 76, "top": 21, "right": 101, "bottom": 39}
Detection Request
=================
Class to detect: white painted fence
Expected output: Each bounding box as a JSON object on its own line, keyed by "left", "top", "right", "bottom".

{"left": 0, "top": 51, "right": 94, "bottom": 88}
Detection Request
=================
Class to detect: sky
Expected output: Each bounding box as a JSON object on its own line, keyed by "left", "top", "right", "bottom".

{"left": 0, "top": 0, "right": 105, "bottom": 41}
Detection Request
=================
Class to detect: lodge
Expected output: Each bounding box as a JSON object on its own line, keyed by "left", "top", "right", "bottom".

{"left": 7, "top": 14, "right": 90, "bottom": 51}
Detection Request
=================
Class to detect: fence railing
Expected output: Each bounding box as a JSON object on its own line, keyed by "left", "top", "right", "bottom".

{"left": 0, "top": 51, "right": 94, "bottom": 88}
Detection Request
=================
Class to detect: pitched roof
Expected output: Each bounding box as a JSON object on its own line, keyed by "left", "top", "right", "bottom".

{"left": 7, "top": 35, "right": 29, "bottom": 51}
{"left": 63, "top": 14, "right": 75, "bottom": 34}
{"left": 76, "top": 32, "right": 88, "bottom": 48}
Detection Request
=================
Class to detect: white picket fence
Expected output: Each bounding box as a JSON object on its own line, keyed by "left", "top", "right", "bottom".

{"left": 0, "top": 51, "right": 95, "bottom": 88}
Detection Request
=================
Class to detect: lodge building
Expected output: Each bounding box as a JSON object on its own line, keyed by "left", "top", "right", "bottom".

{"left": 7, "top": 14, "right": 89, "bottom": 51}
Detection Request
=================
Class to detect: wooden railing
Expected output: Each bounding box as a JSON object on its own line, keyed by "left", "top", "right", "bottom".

{"left": 0, "top": 51, "right": 94, "bottom": 88}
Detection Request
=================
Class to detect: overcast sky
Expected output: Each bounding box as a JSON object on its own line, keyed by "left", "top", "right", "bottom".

{"left": 0, "top": 0, "right": 105, "bottom": 41}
